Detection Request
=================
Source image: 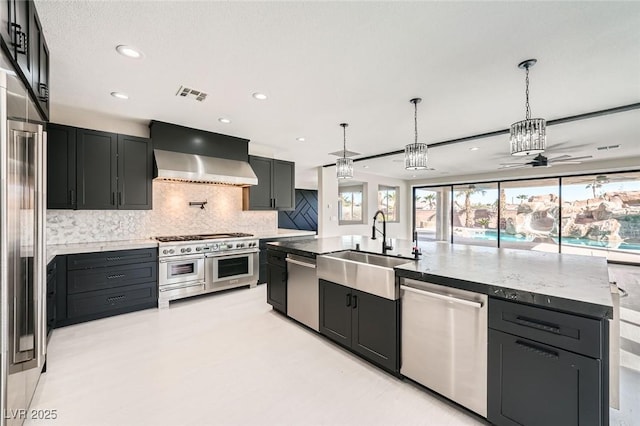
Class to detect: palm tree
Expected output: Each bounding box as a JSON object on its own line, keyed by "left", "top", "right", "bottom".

{"left": 499, "top": 188, "right": 506, "bottom": 229}
{"left": 516, "top": 194, "right": 528, "bottom": 204}
{"left": 456, "top": 186, "right": 485, "bottom": 228}
{"left": 585, "top": 181, "right": 603, "bottom": 199}
{"left": 423, "top": 193, "right": 436, "bottom": 209}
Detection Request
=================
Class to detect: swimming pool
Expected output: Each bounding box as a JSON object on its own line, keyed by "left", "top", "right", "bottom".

{"left": 462, "top": 229, "right": 640, "bottom": 251}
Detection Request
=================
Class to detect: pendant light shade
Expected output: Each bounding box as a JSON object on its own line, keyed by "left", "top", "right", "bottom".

{"left": 336, "top": 123, "right": 353, "bottom": 179}
{"left": 405, "top": 98, "right": 428, "bottom": 170}
{"left": 510, "top": 59, "right": 546, "bottom": 156}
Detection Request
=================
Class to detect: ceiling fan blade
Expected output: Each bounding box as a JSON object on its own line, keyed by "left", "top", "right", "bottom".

{"left": 562, "top": 155, "right": 593, "bottom": 161}
{"left": 547, "top": 154, "right": 572, "bottom": 161}
{"left": 499, "top": 161, "right": 527, "bottom": 166}
{"left": 499, "top": 164, "right": 529, "bottom": 170}
{"left": 551, "top": 161, "right": 583, "bottom": 165}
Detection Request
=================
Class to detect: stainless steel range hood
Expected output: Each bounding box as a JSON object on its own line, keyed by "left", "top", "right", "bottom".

{"left": 154, "top": 149, "right": 258, "bottom": 186}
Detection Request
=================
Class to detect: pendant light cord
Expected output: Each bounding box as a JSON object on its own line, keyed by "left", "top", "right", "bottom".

{"left": 414, "top": 100, "right": 418, "bottom": 146}
{"left": 343, "top": 125, "right": 347, "bottom": 159}
{"left": 525, "top": 65, "right": 531, "bottom": 120}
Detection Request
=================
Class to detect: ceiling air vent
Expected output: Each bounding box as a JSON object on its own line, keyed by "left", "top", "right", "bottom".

{"left": 596, "top": 144, "right": 620, "bottom": 151}
{"left": 176, "top": 86, "right": 207, "bottom": 102}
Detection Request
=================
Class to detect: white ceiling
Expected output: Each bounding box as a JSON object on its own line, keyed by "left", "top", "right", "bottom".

{"left": 35, "top": 1, "right": 640, "bottom": 188}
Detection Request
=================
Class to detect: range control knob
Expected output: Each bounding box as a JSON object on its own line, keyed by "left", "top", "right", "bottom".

{"left": 212, "top": 243, "right": 219, "bottom": 251}
{"left": 186, "top": 247, "right": 192, "bottom": 253}
{"left": 196, "top": 247, "right": 202, "bottom": 252}
{"left": 237, "top": 243, "right": 245, "bottom": 248}
{"left": 180, "top": 248, "right": 186, "bottom": 253}
{"left": 163, "top": 249, "right": 169, "bottom": 254}
{"left": 227, "top": 244, "right": 234, "bottom": 249}
{"left": 169, "top": 249, "right": 175, "bottom": 254}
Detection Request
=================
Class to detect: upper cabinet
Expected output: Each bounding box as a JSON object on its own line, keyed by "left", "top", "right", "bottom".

{"left": 47, "top": 124, "right": 153, "bottom": 210}
{"left": 0, "top": 0, "right": 50, "bottom": 120}
{"left": 243, "top": 155, "right": 295, "bottom": 211}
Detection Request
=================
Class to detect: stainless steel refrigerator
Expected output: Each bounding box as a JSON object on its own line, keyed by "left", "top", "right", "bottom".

{"left": 0, "top": 64, "right": 47, "bottom": 425}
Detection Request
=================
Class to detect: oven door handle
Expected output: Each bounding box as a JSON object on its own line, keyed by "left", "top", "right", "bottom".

{"left": 205, "top": 248, "right": 259, "bottom": 257}
{"left": 159, "top": 254, "right": 205, "bottom": 263}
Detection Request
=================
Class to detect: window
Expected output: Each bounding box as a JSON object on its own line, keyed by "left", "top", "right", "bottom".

{"left": 339, "top": 184, "right": 365, "bottom": 225}
{"left": 413, "top": 186, "right": 451, "bottom": 244}
{"left": 378, "top": 185, "right": 399, "bottom": 222}
{"left": 452, "top": 183, "right": 499, "bottom": 248}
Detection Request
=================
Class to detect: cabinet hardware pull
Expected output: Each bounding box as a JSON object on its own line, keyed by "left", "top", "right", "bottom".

{"left": 107, "top": 295, "right": 126, "bottom": 303}
{"left": 274, "top": 198, "right": 277, "bottom": 208}
{"left": 10, "top": 23, "right": 27, "bottom": 55}
{"left": 352, "top": 295, "right": 358, "bottom": 309}
{"left": 111, "top": 192, "right": 115, "bottom": 205}
{"left": 118, "top": 192, "right": 122, "bottom": 206}
{"left": 38, "top": 83, "right": 49, "bottom": 102}
{"left": 285, "top": 258, "right": 316, "bottom": 269}
{"left": 515, "top": 340, "right": 559, "bottom": 359}
{"left": 346, "top": 293, "right": 351, "bottom": 307}
{"left": 515, "top": 316, "right": 561, "bottom": 334}
{"left": 70, "top": 189, "right": 76, "bottom": 205}
{"left": 106, "top": 256, "right": 122, "bottom": 261}
{"left": 107, "top": 274, "right": 125, "bottom": 280}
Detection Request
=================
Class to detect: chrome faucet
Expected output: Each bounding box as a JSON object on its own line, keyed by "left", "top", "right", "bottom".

{"left": 371, "top": 210, "right": 393, "bottom": 254}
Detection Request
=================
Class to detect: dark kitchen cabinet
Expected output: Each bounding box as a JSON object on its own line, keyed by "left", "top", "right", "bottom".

{"left": 117, "top": 134, "right": 153, "bottom": 209}
{"left": 0, "top": 0, "right": 50, "bottom": 120}
{"left": 56, "top": 248, "right": 158, "bottom": 327}
{"left": 47, "top": 123, "right": 76, "bottom": 209}
{"left": 258, "top": 235, "right": 315, "bottom": 284}
{"left": 76, "top": 129, "right": 118, "bottom": 209}
{"left": 46, "top": 258, "right": 56, "bottom": 339}
{"left": 29, "top": 5, "right": 48, "bottom": 115}
{"left": 319, "top": 279, "right": 399, "bottom": 372}
{"left": 244, "top": 156, "right": 295, "bottom": 211}
{"left": 488, "top": 298, "right": 608, "bottom": 426}
{"left": 48, "top": 124, "right": 153, "bottom": 210}
{"left": 266, "top": 249, "right": 287, "bottom": 314}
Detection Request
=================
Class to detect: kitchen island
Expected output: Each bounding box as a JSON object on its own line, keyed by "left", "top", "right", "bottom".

{"left": 267, "top": 236, "right": 614, "bottom": 426}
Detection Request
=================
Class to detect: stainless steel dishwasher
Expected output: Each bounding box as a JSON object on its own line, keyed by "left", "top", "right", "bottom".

{"left": 401, "top": 278, "right": 488, "bottom": 417}
{"left": 286, "top": 254, "right": 319, "bottom": 331}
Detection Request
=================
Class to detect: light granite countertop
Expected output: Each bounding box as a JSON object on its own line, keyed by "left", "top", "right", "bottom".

{"left": 253, "top": 229, "right": 317, "bottom": 239}
{"left": 268, "top": 236, "right": 613, "bottom": 319}
{"left": 47, "top": 239, "right": 158, "bottom": 264}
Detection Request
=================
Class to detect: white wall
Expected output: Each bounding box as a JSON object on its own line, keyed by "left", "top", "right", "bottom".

{"left": 318, "top": 166, "right": 410, "bottom": 240}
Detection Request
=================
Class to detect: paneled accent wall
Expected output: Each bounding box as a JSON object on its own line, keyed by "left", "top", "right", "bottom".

{"left": 278, "top": 189, "right": 318, "bottom": 232}
{"left": 47, "top": 181, "right": 277, "bottom": 244}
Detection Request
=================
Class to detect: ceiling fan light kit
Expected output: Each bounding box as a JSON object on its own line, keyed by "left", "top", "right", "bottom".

{"left": 336, "top": 123, "right": 354, "bottom": 179}
{"left": 405, "top": 97, "right": 429, "bottom": 170}
{"left": 510, "top": 59, "right": 547, "bottom": 156}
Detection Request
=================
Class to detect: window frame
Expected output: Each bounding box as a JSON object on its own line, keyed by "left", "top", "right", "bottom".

{"left": 338, "top": 183, "right": 366, "bottom": 225}
{"left": 377, "top": 184, "right": 400, "bottom": 223}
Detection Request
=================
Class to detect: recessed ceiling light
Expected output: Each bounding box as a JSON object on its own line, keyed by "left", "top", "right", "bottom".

{"left": 296, "top": 137, "right": 305, "bottom": 142}
{"left": 252, "top": 92, "right": 267, "bottom": 100}
{"left": 218, "top": 117, "right": 231, "bottom": 124}
{"left": 363, "top": 165, "right": 369, "bottom": 169}
{"left": 412, "top": 175, "right": 417, "bottom": 178}
{"left": 470, "top": 147, "right": 480, "bottom": 151}
{"left": 110, "top": 91, "right": 129, "bottom": 99}
{"left": 116, "top": 45, "right": 143, "bottom": 59}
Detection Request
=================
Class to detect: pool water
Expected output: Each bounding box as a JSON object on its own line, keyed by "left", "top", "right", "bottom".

{"left": 466, "top": 230, "right": 640, "bottom": 251}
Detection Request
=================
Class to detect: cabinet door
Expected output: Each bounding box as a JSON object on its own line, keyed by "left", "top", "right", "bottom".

{"left": 273, "top": 159, "right": 295, "bottom": 210}
{"left": 76, "top": 129, "right": 117, "bottom": 209}
{"left": 29, "top": 5, "right": 48, "bottom": 116}
{"left": 267, "top": 263, "right": 287, "bottom": 314}
{"left": 117, "top": 134, "right": 152, "bottom": 210}
{"left": 488, "top": 329, "right": 602, "bottom": 426}
{"left": 319, "top": 279, "right": 352, "bottom": 347}
{"left": 0, "top": 0, "right": 11, "bottom": 48}
{"left": 47, "top": 123, "right": 76, "bottom": 209}
{"left": 12, "top": 0, "right": 31, "bottom": 82}
{"left": 352, "top": 290, "right": 398, "bottom": 372}
{"left": 247, "top": 156, "right": 273, "bottom": 210}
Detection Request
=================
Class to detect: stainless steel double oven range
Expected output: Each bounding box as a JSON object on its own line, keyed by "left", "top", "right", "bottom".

{"left": 156, "top": 233, "right": 259, "bottom": 308}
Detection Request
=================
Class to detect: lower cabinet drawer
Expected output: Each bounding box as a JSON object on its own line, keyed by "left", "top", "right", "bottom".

{"left": 67, "top": 282, "right": 157, "bottom": 319}
{"left": 489, "top": 297, "right": 603, "bottom": 358}
{"left": 67, "top": 262, "right": 157, "bottom": 294}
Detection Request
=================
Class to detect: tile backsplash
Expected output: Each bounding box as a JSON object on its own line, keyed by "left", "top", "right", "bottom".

{"left": 46, "top": 181, "right": 277, "bottom": 244}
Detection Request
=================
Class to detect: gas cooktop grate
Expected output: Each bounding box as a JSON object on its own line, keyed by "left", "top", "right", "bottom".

{"left": 155, "top": 233, "right": 253, "bottom": 243}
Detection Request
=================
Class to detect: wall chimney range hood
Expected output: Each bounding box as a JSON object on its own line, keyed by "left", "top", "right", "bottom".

{"left": 154, "top": 149, "right": 258, "bottom": 186}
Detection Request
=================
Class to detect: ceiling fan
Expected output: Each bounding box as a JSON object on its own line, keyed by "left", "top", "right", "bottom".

{"left": 499, "top": 153, "right": 592, "bottom": 169}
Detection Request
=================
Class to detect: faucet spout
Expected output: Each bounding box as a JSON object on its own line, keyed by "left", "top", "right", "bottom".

{"left": 371, "top": 210, "right": 392, "bottom": 254}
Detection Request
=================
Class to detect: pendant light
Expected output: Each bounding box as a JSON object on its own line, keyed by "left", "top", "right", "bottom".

{"left": 336, "top": 123, "right": 353, "bottom": 179}
{"left": 510, "top": 59, "right": 546, "bottom": 156}
{"left": 405, "top": 98, "right": 428, "bottom": 170}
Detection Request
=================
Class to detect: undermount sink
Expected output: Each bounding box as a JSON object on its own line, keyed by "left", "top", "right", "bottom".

{"left": 316, "top": 250, "right": 413, "bottom": 300}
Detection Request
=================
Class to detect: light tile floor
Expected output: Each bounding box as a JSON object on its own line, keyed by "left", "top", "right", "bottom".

{"left": 27, "top": 284, "right": 638, "bottom": 426}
